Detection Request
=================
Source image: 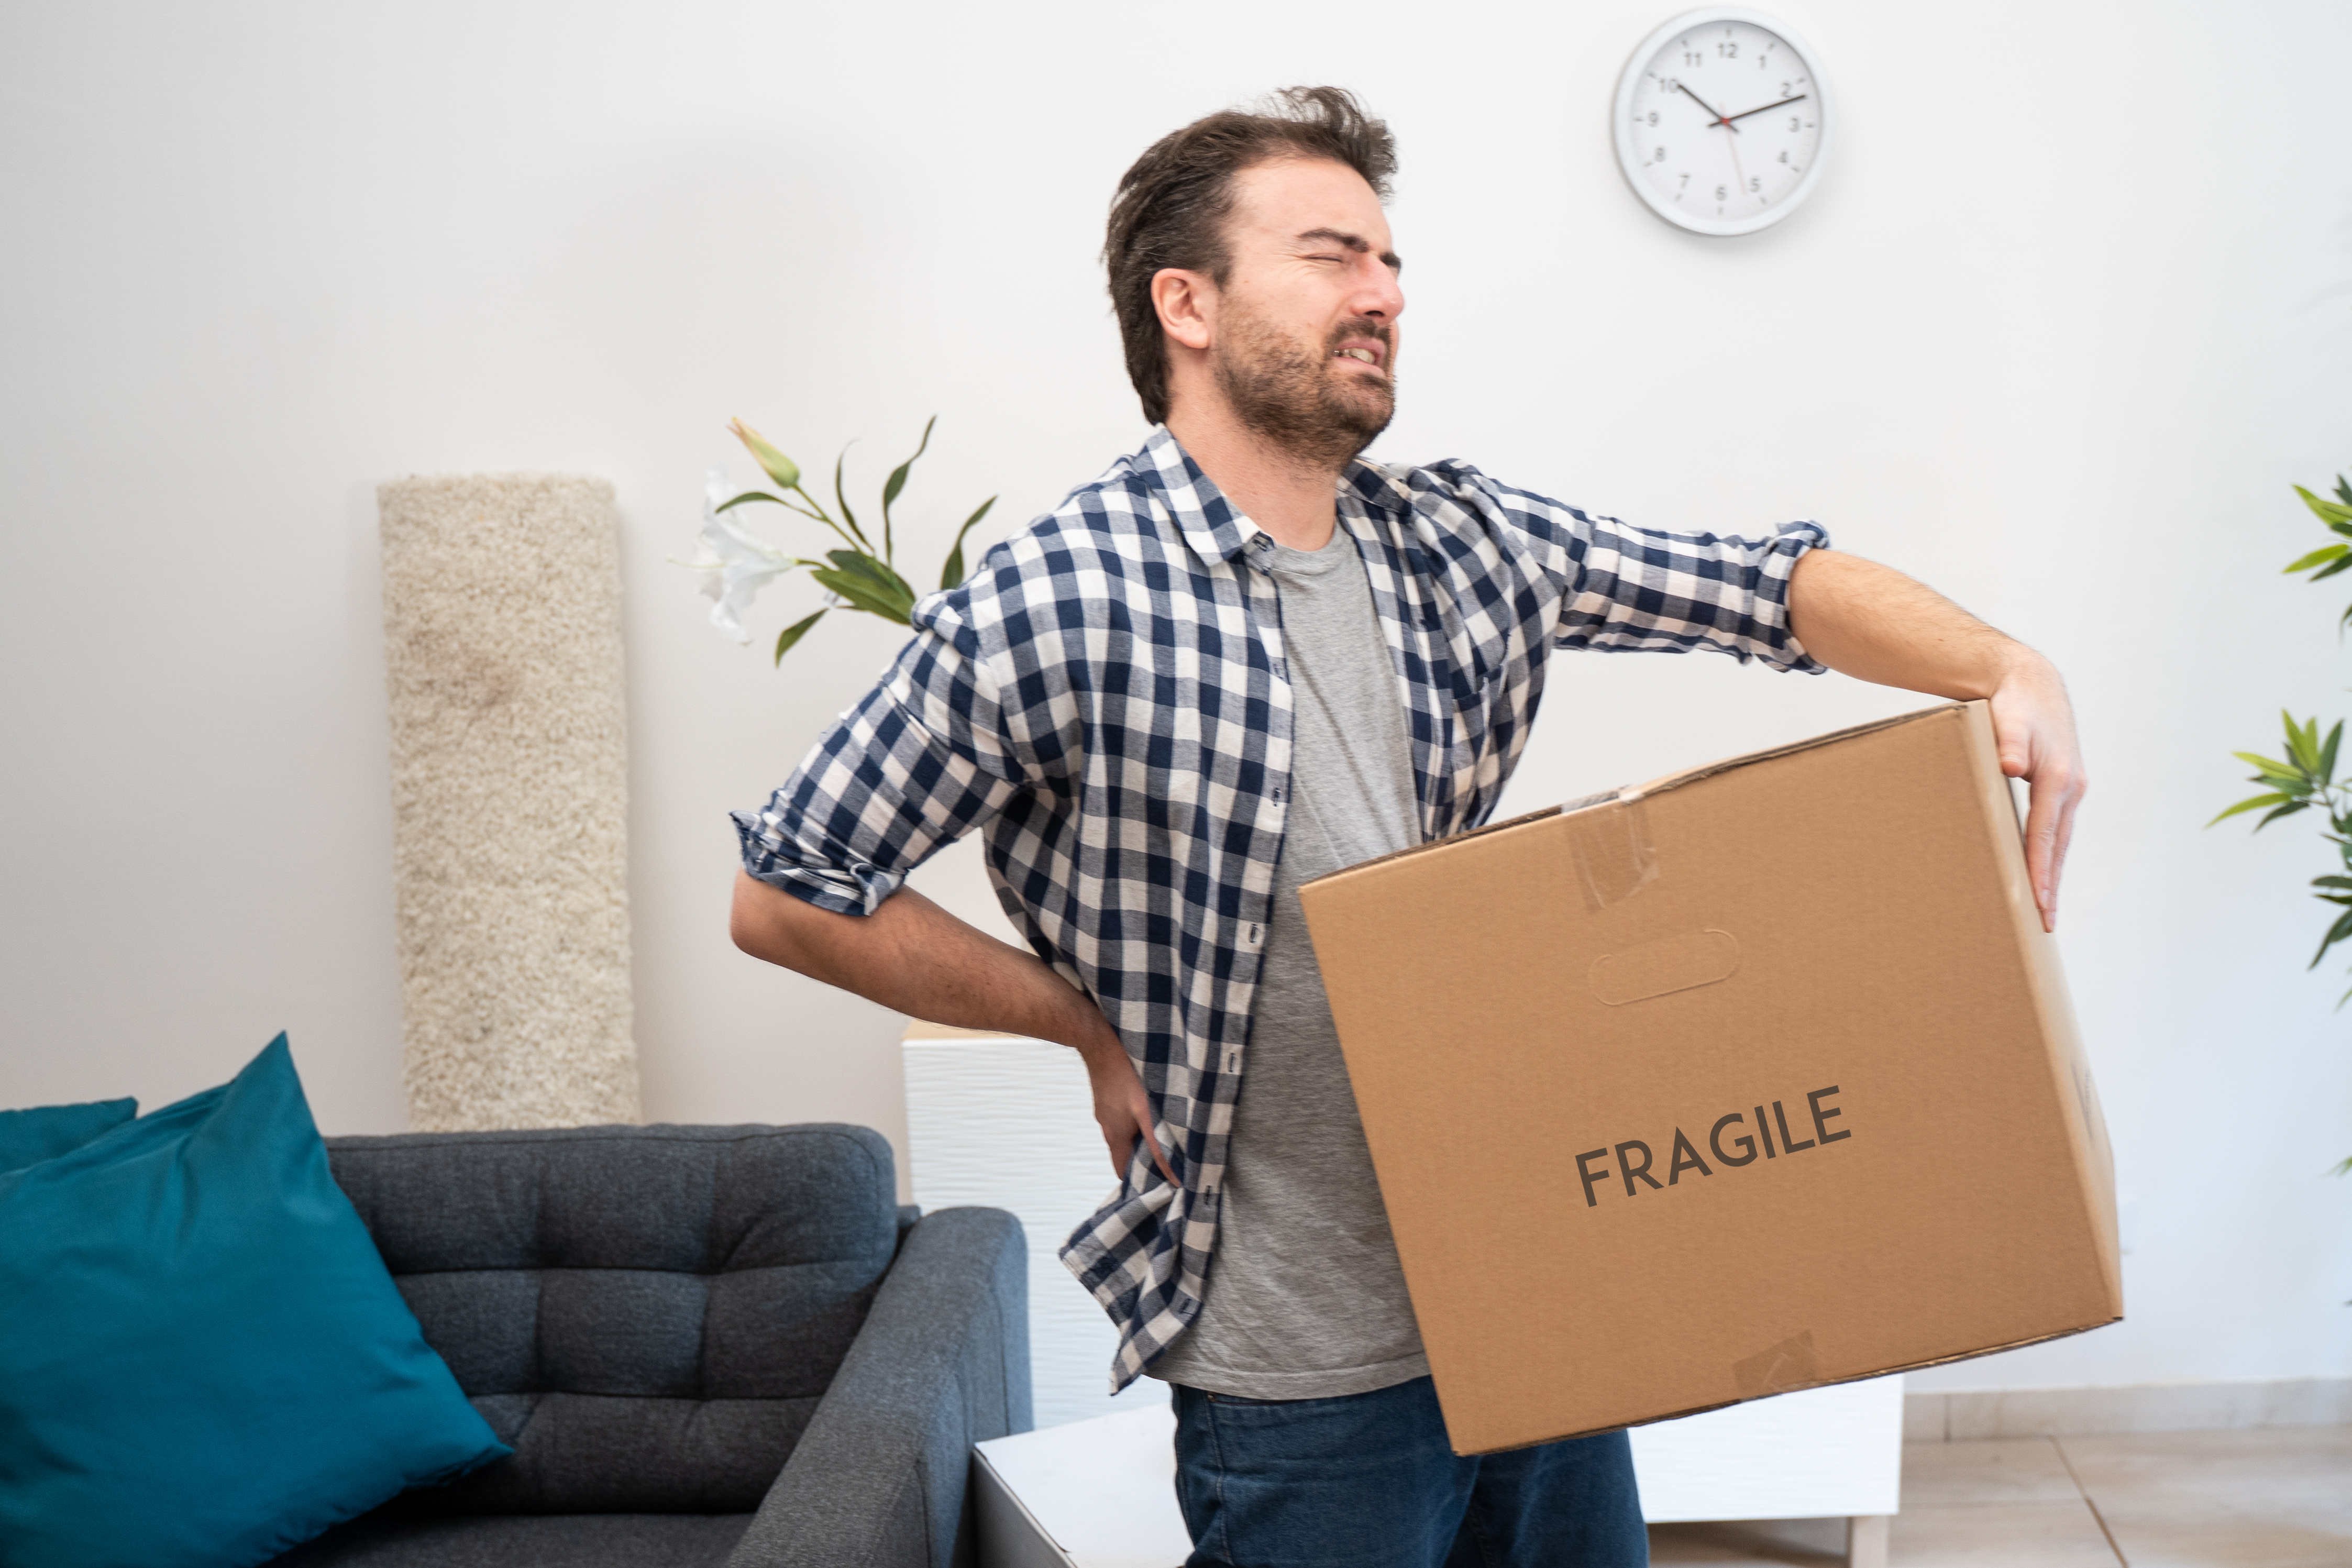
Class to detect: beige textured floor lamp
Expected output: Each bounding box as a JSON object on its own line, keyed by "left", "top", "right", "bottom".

{"left": 377, "top": 473, "right": 642, "bottom": 1131}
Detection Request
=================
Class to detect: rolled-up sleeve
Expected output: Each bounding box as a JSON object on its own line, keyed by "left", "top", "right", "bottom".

{"left": 732, "top": 595, "right": 1028, "bottom": 917}
{"left": 1463, "top": 469, "right": 1830, "bottom": 673}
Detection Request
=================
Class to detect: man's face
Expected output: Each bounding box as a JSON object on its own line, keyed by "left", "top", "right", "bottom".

{"left": 1206, "top": 157, "right": 1405, "bottom": 467}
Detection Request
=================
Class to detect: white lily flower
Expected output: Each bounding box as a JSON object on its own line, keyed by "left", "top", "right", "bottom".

{"left": 688, "top": 468, "right": 799, "bottom": 643}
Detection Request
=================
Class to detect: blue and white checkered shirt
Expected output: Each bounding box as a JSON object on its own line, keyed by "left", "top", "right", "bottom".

{"left": 734, "top": 426, "right": 1826, "bottom": 1390}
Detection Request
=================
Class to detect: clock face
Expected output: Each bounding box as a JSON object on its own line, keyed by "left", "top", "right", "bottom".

{"left": 1613, "top": 9, "right": 1830, "bottom": 236}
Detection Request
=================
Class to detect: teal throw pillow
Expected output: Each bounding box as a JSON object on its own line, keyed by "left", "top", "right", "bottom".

{"left": 0, "top": 1035, "right": 510, "bottom": 1568}
{"left": 0, "top": 1097, "right": 137, "bottom": 1173}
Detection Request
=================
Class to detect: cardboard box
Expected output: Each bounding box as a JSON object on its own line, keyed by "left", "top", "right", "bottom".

{"left": 1298, "top": 701, "right": 2121, "bottom": 1455}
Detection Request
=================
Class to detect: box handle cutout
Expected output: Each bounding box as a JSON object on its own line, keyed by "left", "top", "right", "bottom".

{"left": 1587, "top": 929, "right": 1741, "bottom": 1006}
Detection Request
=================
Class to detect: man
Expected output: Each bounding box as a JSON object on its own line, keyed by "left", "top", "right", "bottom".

{"left": 731, "top": 87, "right": 2083, "bottom": 1567}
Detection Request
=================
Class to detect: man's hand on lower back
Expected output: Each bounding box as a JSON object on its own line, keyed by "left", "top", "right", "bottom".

{"left": 1077, "top": 1031, "right": 1178, "bottom": 1186}
{"left": 1987, "top": 651, "right": 2087, "bottom": 935}
{"left": 730, "top": 872, "right": 1178, "bottom": 1181}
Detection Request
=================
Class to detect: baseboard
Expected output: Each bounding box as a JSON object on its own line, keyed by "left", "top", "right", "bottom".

{"left": 1903, "top": 1377, "right": 2352, "bottom": 1441}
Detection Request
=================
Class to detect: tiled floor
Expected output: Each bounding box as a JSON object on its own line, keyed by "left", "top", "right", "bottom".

{"left": 1648, "top": 1427, "right": 2352, "bottom": 1566}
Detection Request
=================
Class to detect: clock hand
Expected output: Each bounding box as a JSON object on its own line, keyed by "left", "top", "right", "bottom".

{"left": 1718, "top": 92, "right": 1809, "bottom": 126}
{"left": 1674, "top": 80, "right": 1739, "bottom": 132}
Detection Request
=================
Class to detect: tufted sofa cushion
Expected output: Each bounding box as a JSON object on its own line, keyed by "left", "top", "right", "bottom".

{"left": 324, "top": 1123, "right": 897, "bottom": 1516}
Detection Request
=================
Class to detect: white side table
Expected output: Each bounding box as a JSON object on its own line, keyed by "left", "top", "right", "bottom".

{"left": 974, "top": 1406, "right": 1191, "bottom": 1568}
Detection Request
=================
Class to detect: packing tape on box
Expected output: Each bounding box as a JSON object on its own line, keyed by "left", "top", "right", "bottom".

{"left": 1731, "top": 1329, "right": 1824, "bottom": 1399}
{"left": 1561, "top": 788, "right": 1659, "bottom": 912}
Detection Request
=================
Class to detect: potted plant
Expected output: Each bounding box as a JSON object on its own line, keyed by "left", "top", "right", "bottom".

{"left": 2212, "top": 470, "right": 2352, "bottom": 1173}
{"left": 689, "top": 416, "right": 995, "bottom": 662}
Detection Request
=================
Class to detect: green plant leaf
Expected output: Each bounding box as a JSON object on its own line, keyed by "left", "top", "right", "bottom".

{"left": 824, "top": 549, "right": 917, "bottom": 608}
{"left": 940, "top": 495, "right": 997, "bottom": 590}
{"left": 2324, "top": 722, "right": 2344, "bottom": 785}
{"left": 2297, "top": 485, "right": 2352, "bottom": 526}
{"left": 2316, "top": 875, "right": 2352, "bottom": 889}
{"left": 810, "top": 550, "right": 917, "bottom": 622}
{"left": 2259, "top": 799, "right": 2314, "bottom": 828}
{"left": 832, "top": 448, "right": 872, "bottom": 550}
{"left": 716, "top": 489, "right": 790, "bottom": 513}
{"left": 2210, "top": 791, "right": 2291, "bottom": 825}
{"left": 2241, "top": 745, "right": 2305, "bottom": 779}
{"left": 728, "top": 419, "right": 801, "bottom": 491}
{"left": 2233, "top": 752, "right": 2307, "bottom": 791}
{"left": 809, "top": 568, "right": 913, "bottom": 623}
{"left": 878, "top": 416, "right": 937, "bottom": 566}
{"left": 2311, "top": 906, "right": 2352, "bottom": 968}
{"left": 2285, "top": 543, "right": 2351, "bottom": 573}
{"left": 772, "top": 609, "right": 826, "bottom": 664}
{"left": 2285, "top": 712, "right": 2322, "bottom": 774}
{"left": 2309, "top": 554, "right": 2352, "bottom": 582}
{"left": 2334, "top": 474, "right": 2352, "bottom": 508}
{"left": 881, "top": 415, "right": 936, "bottom": 510}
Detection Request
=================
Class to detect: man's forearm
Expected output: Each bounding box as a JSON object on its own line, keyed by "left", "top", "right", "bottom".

{"left": 730, "top": 871, "right": 1175, "bottom": 1180}
{"left": 1785, "top": 547, "right": 2085, "bottom": 932}
{"left": 1786, "top": 548, "right": 2034, "bottom": 697}
{"left": 730, "top": 873, "right": 1120, "bottom": 1055}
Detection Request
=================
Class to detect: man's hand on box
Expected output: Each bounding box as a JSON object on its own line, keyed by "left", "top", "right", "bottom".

{"left": 1787, "top": 550, "right": 2086, "bottom": 931}
{"left": 1988, "top": 653, "right": 2085, "bottom": 933}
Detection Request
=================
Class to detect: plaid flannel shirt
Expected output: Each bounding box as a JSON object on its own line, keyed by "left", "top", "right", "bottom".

{"left": 734, "top": 425, "right": 1827, "bottom": 1390}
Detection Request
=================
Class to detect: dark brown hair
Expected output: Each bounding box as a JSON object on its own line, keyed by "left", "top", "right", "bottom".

{"left": 1105, "top": 86, "right": 1397, "bottom": 426}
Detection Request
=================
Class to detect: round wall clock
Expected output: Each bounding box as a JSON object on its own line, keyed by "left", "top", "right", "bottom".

{"left": 1613, "top": 8, "right": 1831, "bottom": 236}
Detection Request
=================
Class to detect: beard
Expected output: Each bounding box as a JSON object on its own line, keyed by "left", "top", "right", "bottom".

{"left": 1211, "top": 301, "right": 1396, "bottom": 470}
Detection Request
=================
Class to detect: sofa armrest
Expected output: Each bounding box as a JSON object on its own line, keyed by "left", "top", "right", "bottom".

{"left": 728, "top": 1206, "right": 1031, "bottom": 1568}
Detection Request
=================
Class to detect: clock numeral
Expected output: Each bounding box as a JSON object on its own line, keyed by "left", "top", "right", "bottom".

{"left": 1777, "top": 150, "right": 1788, "bottom": 164}
{"left": 1715, "top": 184, "right": 1728, "bottom": 201}
{"left": 1717, "top": 40, "right": 1738, "bottom": 58}
{"left": 1749, "top": 176, "right": 1761, "bottom": 194}
{"left": 1789, "top": 116, "right": 1802, "bottom": 131}
{"left": 1677, "top": 173, "right": 1690, "bottom": 189}
{"left": 1646, "top": 111, "right": 1658, "bottom": 126}
{"left": 1683, "top": 50, "right": 1703, "bottom": 66}
{"left": 1654, "top": 146, "right": 1669, "bottom": 163}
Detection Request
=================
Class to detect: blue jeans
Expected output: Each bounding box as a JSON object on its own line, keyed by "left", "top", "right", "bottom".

{"left": 1172, "top": 1377, "right": 1648, "bottom": 1567}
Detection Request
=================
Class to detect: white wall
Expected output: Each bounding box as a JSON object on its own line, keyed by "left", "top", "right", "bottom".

{"left": 2, "top": 0, "right": 2345, "bottom": 1395}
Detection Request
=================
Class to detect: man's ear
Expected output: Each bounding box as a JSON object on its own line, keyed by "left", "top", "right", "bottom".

{"left": 1152, "top": 268, "right": 1215, "bottom": 352}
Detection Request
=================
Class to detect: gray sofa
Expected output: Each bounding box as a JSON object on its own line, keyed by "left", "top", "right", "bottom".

{"left": 271, "top": 1123, "right": 1029, "bottom": 1568}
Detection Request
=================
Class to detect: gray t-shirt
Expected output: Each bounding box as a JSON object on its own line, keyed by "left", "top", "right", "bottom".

{"left": 1151, "top": 524, "right": 1430, "bottom": 1400}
